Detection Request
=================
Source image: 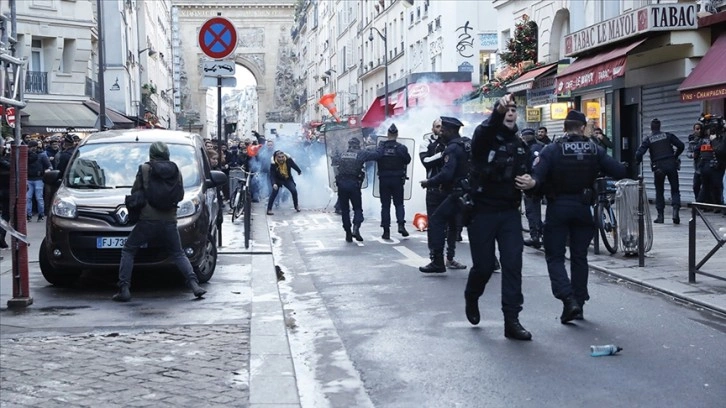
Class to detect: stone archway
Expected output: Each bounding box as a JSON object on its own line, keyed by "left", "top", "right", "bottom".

{"left": 548, "top": 9, "right": 570, "bottom": 62}
{"left": 173, "top": 2, "right": 296, "bottom": 137}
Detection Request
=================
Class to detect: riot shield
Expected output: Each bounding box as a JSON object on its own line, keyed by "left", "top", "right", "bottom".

{"left": 372, "top": 136, "right": 416, "bottom": 200}
{"left": 324, "top": 126, "right": 368, "bottom": 192}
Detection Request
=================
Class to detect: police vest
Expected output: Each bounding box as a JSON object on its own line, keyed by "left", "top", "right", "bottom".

{"left": 378, "top": 141, "right": 405, "bottom": 174}
{"left": 551, "top": 136, "right": 599, "bottom": 194}
{"left": 471, "top": 135, "right": 527, "bottom": 183}
{"left": 648, "top": 132, "right": 675, "bottom": 162}
{"left": 336, "top": 151, "right": 362, "bottom": 179}
{"left": 451, "top": 137, "right": 472, "bottom": 182}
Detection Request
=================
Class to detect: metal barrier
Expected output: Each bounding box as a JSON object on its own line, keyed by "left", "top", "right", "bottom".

{"left": 688, "top": 202, "right": 726, "bottom": 283}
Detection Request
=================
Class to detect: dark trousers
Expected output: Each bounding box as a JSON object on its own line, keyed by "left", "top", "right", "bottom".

{"left": 118, "top": 220, "right": 197, "bottom": 287}
{"left": 697, "top": 166, "right": 725, "bottom": 205}
{"left": 428, "top": 194, "right": 460, "bottom": 253}
{"left": 267, "top": 178, "right": 298, "bottom": 211}
{"left": 523, "top": 195, "right": 543, "bottom": 239}
{"left": 379, "top": 176, "right": 405, "bottom": 227}
{"left": 652, "top": 159, "right": 680, "bottom": 212}
{"left": 426, "top": 190, "right": 458, "bottom": 259}
{"left": 693, "top": 171, "right": 702, "bottom": 198}
{"left": 337, "top": 179, "right": 363, "bottom": 230}
{"left": 464, "top": 209, "right": 523, "bottom": 318}
{"left": 543, "top": 199, "right": 594, "bottom": 305}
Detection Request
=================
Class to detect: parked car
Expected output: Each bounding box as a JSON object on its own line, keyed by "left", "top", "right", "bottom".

{"left": 40, "top": 129, "right": 227, "bottom": 286}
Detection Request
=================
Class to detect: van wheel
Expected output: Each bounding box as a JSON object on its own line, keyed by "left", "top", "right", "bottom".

{"left": 193, "top": 234, "right": 217, "bottom": 283}
{"left": 39, "top": 238, "right": 80, "bottom": 287}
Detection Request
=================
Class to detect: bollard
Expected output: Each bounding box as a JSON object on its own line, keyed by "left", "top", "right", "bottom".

{"left": 638, "top": 176, "right": 645, "bottom": 267}
{"left": 8, "top": 145, "right": 33, "bottom": 308}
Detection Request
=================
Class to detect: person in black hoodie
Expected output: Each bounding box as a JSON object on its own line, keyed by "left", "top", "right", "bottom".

{"left": 463, "top": 93, "right": 533, "bottom": 341}
{"left": 266, "top": 150, "right": 302, "bottom": 215}
{"left": 112, "top": 141, "right": 206, "bottom": 302}
{"left": 26, "top": 140, "right": 51, "bottom": 221}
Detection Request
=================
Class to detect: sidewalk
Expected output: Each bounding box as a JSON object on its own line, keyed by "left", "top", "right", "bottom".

{"left": 525, "top": 202, "right": 726, "bottom": 315}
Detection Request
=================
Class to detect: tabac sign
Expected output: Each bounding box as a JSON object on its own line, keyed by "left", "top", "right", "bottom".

{"left": 564, "top": 3, "right": 697, "bottom": 56}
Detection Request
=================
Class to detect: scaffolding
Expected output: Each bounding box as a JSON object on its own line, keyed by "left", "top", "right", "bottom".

{"left": 1, "top": 0, "right": 33, "bottom": 307}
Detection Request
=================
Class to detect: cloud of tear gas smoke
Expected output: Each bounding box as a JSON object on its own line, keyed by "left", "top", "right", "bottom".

{"left": 263, "top": 105, "right": 489, "bottom": 226}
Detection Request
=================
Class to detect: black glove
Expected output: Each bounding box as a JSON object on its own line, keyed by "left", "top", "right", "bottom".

{"left": 420, "top": 180, "right": 429, "bottom": 189}
{"left": 297, "top": 170, "right": 302, "bottom": 175}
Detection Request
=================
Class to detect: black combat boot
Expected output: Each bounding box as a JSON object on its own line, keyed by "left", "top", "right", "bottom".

{"left": 352, "top": 224, "right": 363, "bottom": 241}
{"left": 398, "top": 223, "right": 409, "bottom": 237}
{"left": 112, "top": 284, "right": 131, "bottom": 302}
{"left": 560, "top": 296, "right": 582, "bottom": 324}
{"left": 654, "top": 211, "right": 664, "bottom": 224}
{"left": 504, "top": 318, "right": 532, "bottom": 341}
{"left": 419, "top": 252, "right": 446, "bottom": 273}
{"left": 573, "top": 301, "right": 584, "bottom": 320}
{"left": 189, "top": 280, "right": 206, "bottom": 298}
{"left": 672, "top": 206, "right": 680, "bottom": 224}
{"left": 523, "top": 235, "right": 541, "bottom": 249}
{"left": 465, "top": 294, "right": 480, "bottom": 325}
{"left": 345, "top": 228, "right": 353, "bottom": 242}
{"left": 382, "top": 227, "right": 390, "bottom": 240}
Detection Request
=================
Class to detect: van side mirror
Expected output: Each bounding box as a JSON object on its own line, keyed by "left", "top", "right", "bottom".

{"left": 207, "top": 170, "right": 228, "bottom": 188}
{"left": 43, "top": 170, "right": 61, "bottom": 185}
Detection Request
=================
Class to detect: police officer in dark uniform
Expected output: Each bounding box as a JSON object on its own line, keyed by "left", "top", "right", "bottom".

{"left": 635, "top": 118, "right": 685, "bottom": 224}
{"left": 419, "top": 118, "right": 468, "bottom": 269}
{"left": 376, "top": 123, "right": 412, "bottom": 239}
{"left": 517, "top": 110, "right": 626, "bottom": 324}
{"left": 693, "top": 114, "right": 726, "bottom": 207}
{"left": 463, "top": 94, "right": 532, "bottom": 341}
{"left": 419, "top": 116, "right": 470, "bottom": 273}
{"left": 334, "top": 137, "right": 379, "bottom": 242}
{"left": 520, "top": 128, "right": 545, "bottom": 248}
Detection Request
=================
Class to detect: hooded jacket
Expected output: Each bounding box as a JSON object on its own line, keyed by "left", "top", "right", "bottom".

{"left": 130, "top": 142, "right": 182, "bottom": 222}
{"left": 269, "top": 151, "right": 302, "bottom": 186}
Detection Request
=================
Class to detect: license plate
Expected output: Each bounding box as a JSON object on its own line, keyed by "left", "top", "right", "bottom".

{"left": 96, "top": 237, "right": 127, "bottom": 249}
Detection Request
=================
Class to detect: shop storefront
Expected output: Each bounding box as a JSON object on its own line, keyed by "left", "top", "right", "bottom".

{"left": 20, "top": 99, "right": 135, "bottom": 136}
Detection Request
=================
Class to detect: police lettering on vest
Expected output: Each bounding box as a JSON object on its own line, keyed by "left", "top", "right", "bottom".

{"left": 551, "top": 136, "right": 599, "bottom": 194}
{"left": 647, "top": 132, "right": 676, "bottom": 162}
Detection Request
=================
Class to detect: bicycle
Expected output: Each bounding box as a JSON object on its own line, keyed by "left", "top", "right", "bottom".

{"left": 594, "top": 176, "right": 619, "bottom": 254}
{"left": 228, "top": 167, "right": 255, "bottom": 248}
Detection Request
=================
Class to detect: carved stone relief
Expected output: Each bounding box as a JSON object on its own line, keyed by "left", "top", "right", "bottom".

{"left": 238, "top": 28, "right": 264, "bottom": 48}
{"left": 240, "top": 53, "right": 265, "bottom": 76}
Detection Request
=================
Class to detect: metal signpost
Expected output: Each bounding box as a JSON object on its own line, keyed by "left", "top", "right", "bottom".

{"left": 199, "top": 13, "right": 238, "bottom": 247}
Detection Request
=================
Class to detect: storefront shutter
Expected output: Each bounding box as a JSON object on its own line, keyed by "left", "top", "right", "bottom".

{"left": 538, "top": 104, "right": 564, "bottom": 141}
{"left": 640, "top": 81, "right": 702, "bottom": 205}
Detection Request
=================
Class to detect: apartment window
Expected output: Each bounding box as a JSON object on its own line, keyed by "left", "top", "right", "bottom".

{"left": 602, "top": 0, "right": 619, "bottom": 21}
{"left": 435, "top": 16, "right": 441, "bottom": 30}
{"left": 416, "top": 6, "right": 420, "bottom": 21}
{"left": 410, "top": 11, "right": 414, "bottom": 26}
{"left": 424, "top": 0, "right": 429, "bottom": 16}
{"left": 31, "top": 39, "right": 43, "bottom": 72}
{"left": 61, "top": 38, "right": 75, "bottom": 73}
{"left": 427, "top": 22, "right": 433, "bottom": 35}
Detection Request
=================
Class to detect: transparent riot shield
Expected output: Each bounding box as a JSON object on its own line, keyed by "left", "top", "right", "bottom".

{"left": 324, "top": 126, "right": 368, "bottom": 193}
{"left": 616, "top": 179, "right": 653, "bottom": 254}
{"left": 372, "top": 136, "right": 416, "bottom": 200}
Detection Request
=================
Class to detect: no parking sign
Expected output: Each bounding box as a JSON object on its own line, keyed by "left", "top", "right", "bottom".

{"left": 198, "top": 17, "right": 238, "bottom": 59}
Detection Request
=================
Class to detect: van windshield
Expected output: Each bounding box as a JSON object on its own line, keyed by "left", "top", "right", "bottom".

{"left": 65, "top": 143, "right": 201, "bottom": 189}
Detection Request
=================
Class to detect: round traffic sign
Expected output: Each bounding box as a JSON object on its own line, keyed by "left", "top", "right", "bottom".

{"left": 198, "top": 17, "right": 238, "bottom": 59}
{"left": 6, "top": 107, "right": 16, "bottom": 128}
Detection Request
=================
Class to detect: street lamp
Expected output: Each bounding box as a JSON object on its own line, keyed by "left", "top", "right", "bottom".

{"left": 138, "top": 47, "right": 157, "bottom": 57}
{"left": 369, "top": 26, "right": 388, "bottom": 118}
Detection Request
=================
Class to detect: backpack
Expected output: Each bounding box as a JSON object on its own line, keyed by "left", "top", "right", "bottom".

{"left": 142, "top": 161, "right": 184, "bottom": 210}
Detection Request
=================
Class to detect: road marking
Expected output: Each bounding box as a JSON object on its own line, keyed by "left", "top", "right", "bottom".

{"left": 392, "top": 246, "right": 429, "bottom": 268}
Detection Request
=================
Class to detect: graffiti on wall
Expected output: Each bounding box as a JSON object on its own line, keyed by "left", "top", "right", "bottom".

{"left": 456, "top": 21, "right": 474, "bottom": 58}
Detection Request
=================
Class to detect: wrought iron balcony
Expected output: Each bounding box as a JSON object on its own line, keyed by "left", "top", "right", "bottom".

{"left": 26, "top": 71, "right": 48, "bottom": 94}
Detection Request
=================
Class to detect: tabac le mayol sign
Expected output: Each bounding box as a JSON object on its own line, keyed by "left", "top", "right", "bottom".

{"left": 564, "top": 3, "right": 697, "bottom": 56}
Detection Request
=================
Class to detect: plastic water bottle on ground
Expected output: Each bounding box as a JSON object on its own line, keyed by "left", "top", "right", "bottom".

{"left": 590, "top": 344, "right": 623, "bottom": 357}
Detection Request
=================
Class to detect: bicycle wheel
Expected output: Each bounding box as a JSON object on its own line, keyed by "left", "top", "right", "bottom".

{"left": 233, "top": 188, "right": 245, "bottom": 221}
{"left": 243, "top": 187, "right": 252, "bottom": 248}
{"left": 597, "top": 202, "right": 619, "bottom": 254}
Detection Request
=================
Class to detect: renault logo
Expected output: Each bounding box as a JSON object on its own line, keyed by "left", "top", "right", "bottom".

{"left": 116, "top": 207, "right": 129, "bottom": 225}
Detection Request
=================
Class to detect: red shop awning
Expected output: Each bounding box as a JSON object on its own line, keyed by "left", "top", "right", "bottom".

{"left": 361, "top": 96, "right": 386, "bottom": 128}
{"left": 506, "top": 63, "right": 558, "bottom": 93}
{"left": 407, "top": 81, "right": 474, "bottom": 107}
{"left": 678, "top": 33, "right": 726, "bottom": 102}
{"left": 555, "top": 38, "right": 646, "bottom": 93}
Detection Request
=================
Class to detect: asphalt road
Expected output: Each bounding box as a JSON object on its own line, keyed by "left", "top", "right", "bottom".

{"left": 271, "top": 210, "right": 726, "bottom": 408}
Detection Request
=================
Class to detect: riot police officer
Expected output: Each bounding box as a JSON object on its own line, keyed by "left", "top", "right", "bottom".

{"left": 520, "top": 128, "right": 545, "bottom": 248}
{"left": 693, "top": 114, "right": 726, "bottom": 207}
{"left": 517, "top": 110, "right": 626, "bottom": 324}
{"left": 419, "top": 118, "right": 467, "bottom": 269}
{"left": 419, "top": 116, "right": 470, "bottom": 273}
{"left": 376, "top": 123, "right": 411, "bottom": 239}
{"left": 635, "top": 118, "right": 685, "bottom": 224}
{"left": 464, "top": 94, "right": 532, "bottom": 341}
{"left": 334, "top": 137, "right": 379, "bottom": 242}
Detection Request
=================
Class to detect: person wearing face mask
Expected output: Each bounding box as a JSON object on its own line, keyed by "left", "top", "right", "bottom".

{"left": 419, "top": 116, "right": 471, "bottom": 273}
{"left": 517, "top": 110, "right": 626, "bottom": 325}
{"left": 463, "top": 94, "right": 532, "bottom": 341}
{"left": 266, "top": 150, "right": 302, "bottom": 215}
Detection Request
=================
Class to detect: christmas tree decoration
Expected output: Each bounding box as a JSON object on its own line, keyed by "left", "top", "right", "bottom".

{"left": 500, "top": 14, "right": 538, "bottom": 68}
